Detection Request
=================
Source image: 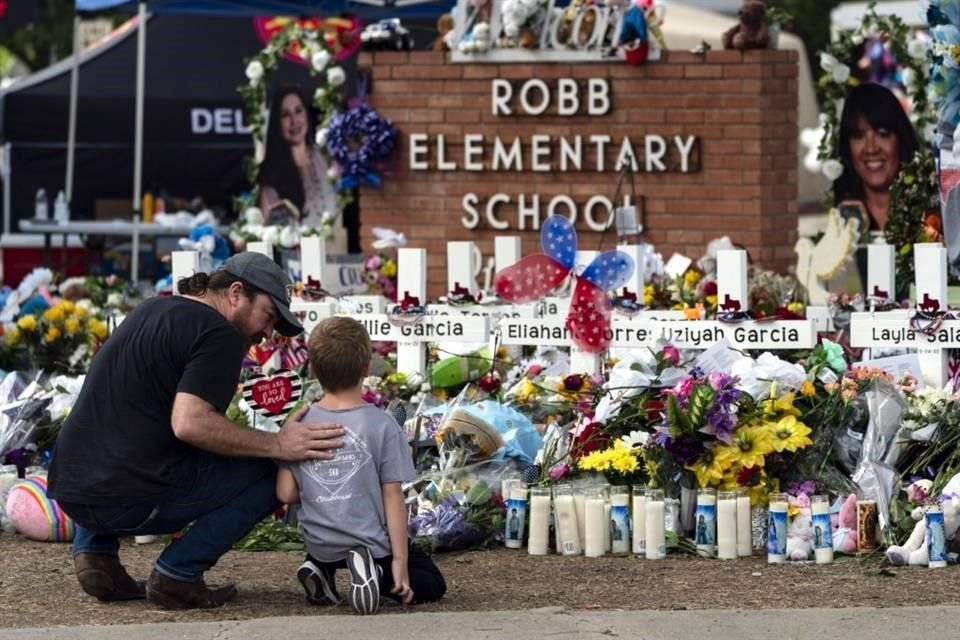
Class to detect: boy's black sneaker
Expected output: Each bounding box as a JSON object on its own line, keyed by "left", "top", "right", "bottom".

{"left": 346, "top": 547, "right": 381, "bottom": 615}
{"left": 297, "top": 559, "right": 341, "bottom": 606}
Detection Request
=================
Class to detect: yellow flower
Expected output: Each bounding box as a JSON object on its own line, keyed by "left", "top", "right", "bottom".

{"left": 43, "top": 306, "right": 64, "bottom": 323}
{"left": 770, "top": 415, "right": 813, "bottom": 453}
{"left": 16, "top": 315, "right": 37, "bottom": 332}
{"left": 513, "top": 378, "right": 539, "bottom": 404}
{"left": 687, "top": 448, "right": 732, "bottom": 488}
{"left": 786, "top": 301, "right": 804, "bottom": 315}
{"left": 44, "top": 326, "right": 61, "bottom": 342}
{"left": 644, "top": 458, "right": 659, "bottom": 483}
{"left": 58, "top": 300, "right": 75, "bottom": 314}
{"left": 4, "top": 326, "right": 20, "bottom": 345}
{"left": 800, "top": 380, "right": 816, "bottom": 398}
{"left": 74, "top": 305, "right": 88, "bottom": 318}
{"left": 705, "top": 294, "right": 718, "bottom": 308}
{"left": 380, "top": 261, "right": 397, "bottom": 277}
{"left": 64, "top": 317, "right": 81, "bottom": 336}
{"left": 88, "top": 319, "right": 108, "bottom": 341}
{"left": 643, "top": 284, "right": 654, "bottom": 306}
{"left": 762, "top": 391, "right": 800, "bottom": 417}
{"left": 724, "top": 426, "right": 775, "bottom": 469}
{"left": 684, "top": 269, "right": 701, "bottom": 287}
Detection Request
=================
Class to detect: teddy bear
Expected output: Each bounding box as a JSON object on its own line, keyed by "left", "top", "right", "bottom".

{"left": 786, "top": 493, "right": 813, "bottom": 561}
{"left": 433, "top": 13, "right": 455, "bottom": 52}
{"left": 459, "top": 22, "right": 492, "bottom": 53}
{"left": 888, "top": 476, "right": 960, "bottom": 565}
{"left": 831, "top": 493, "right": 858, "bottom": 553}
{"left": 721, "top": 0, "right": 770, "bottom": 51}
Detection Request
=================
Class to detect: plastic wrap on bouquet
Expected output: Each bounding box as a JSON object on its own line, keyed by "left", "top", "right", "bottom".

{"left": 852, "top": 381, "right": 905, "bottom": 533}
{"left": 409, "top": 477, "right": 505, "bottom": 552}
{"left": 0, "top": 374, "right": 51, "bottom": 462}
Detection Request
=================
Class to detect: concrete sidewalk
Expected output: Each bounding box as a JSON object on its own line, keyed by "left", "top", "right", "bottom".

{"left": 4, "top": 606, "right": 959, "bottom": 640}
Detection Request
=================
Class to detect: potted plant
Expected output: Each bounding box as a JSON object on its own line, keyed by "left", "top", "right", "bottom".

{"left": 765, "top": 6, "right": 794, "bottom": 49}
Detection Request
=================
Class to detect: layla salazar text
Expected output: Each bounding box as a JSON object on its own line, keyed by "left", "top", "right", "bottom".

{"left": 460, "top": 192, "right": 637, "bottom": 231}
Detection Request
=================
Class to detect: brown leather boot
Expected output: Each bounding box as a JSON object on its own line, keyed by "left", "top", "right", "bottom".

{"left": 74, "top": 553, "right": 146, "bottom": 601}
{"left": 145, "top": 569, "right": 237, "bottom": 610}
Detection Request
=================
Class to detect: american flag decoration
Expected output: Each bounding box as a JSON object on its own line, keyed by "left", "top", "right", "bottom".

{"left": 494, "top": 214, "right": 634, "bottom": 352}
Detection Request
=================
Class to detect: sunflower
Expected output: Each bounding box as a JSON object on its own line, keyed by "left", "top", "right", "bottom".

{"left": 687, "top": 447, "right": 732, "bottom": 488}
{"left": 762, "top": 391, "right": 800, "bottom": 417}
{"left": 721, "top": 426, "right": 775, "bottom": 469}
{"left": 770, "top": 415, "right": 813, "bottom": 453}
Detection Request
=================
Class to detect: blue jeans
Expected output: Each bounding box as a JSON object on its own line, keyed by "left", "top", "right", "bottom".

{"left": 61, "top": 453, "right": 279, "bottom": 582}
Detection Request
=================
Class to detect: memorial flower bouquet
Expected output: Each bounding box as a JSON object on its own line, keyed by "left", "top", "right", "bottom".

{"left": 362, "top": 371, "right": 426, "bottom": 409}
{"left": 3, "top": 301, "right": 109, "bottom": 375}
{"left": 897, "top": 388, "right": 960, "bottom": 494}
{"left": 409, "top": 480, "right": 506, "bottom": 552}
{"left": 362, "top": 253, "right": 398, "bottom": 300}
{"left": 576, "top": 431, "right": 651, "bottom": 486}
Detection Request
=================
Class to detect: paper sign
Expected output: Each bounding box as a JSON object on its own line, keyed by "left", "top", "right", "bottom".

{"left": 664, "top": 253, "right": 693, "bottom": 279}
{"left": 242, "top": 369, "right": 302, "bottom": 416}
{"left": 694, "top": 339, "right": 744, "bottom": 374}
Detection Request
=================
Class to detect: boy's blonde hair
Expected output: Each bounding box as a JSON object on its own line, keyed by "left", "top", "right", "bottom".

{"left": 307, "top": 316, "right": 371, "bottom": 392}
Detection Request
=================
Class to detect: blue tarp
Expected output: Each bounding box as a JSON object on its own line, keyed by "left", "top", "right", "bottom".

{"left": 75, "top": 0, "right": 449, "bottom": 17}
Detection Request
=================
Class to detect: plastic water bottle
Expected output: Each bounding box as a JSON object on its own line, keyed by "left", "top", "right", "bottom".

{"left": 54, "top": 190, "right": 69, "bottom": 223}
{"left": 34, "top": 188, "right": 48, "bottom": 220}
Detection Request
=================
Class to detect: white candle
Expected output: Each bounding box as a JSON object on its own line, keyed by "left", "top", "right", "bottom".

{"left": 573, "top": 490, "right": 587, "bottom": 551}
{"left": 527, "top": 489, "right": 551, "bottom": 556}
{"left": 554, "top": 489, "right": 582, "bottom": 556}
{"left": 767, "top": 493, "right": 788, "bottom": 563}
{"left": 645, "top": 489, "right": 666, "bottom": 560}
{"left": 811, "top": 494, "right": 833, "bottom": 564}
{"left": 717, "top": 491, "right": 737, "bottom": 560}
{"left": 632, "top": 489, "right": 647, "bottom": 555}
{"left": 610, "top": 487, "right": 630, "bottom": 555}
{"left": 504, "top": 485, "right": 527, "bottom": 550}
{"left": 584, "top": 491, "right": 606, "bottom": 558}
{"left": 736, "top": 490, "right": 752, "bottom": 557}
{"left": 695, "top": 488, "right": 717, "bottom": 557}
{"left": 603, "top": 499, "right": 612, "bottom": 553}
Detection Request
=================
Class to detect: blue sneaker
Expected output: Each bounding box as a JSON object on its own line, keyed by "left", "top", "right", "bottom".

{"left": 346, "top": 547, "right": 380, "bottom": 615}
{"left": 297, "top": 559, "right": 340, "bottom": 606}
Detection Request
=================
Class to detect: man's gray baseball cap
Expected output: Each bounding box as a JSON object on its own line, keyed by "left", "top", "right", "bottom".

{"left": 221, "top": 252, "right": 304, "bottom": 337}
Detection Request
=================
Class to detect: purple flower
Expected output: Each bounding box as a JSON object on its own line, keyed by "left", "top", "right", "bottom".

{"left": 662, "top": 345, "right": 680, "bottom": 366}
{"left": 786, "top": 480, "right": 816, "bottom": 497}
{"left": 664, "top": 433, "right": 705, "bottom": 466}
{"left": 548, "top": 462, "right": 571, "bottom": 481}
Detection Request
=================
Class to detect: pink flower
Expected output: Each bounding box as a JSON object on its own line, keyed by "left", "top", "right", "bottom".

{"left": 662, "top": 345, "right": 680, "bottom": 366}
{"left": 526, "top": 364, "right": 544, "bottom": 377}
{"left": 365, "top": 255, "right": 382, "bottom": 271}
{"left": 548, "top": 463, "right": 570, "bottom": 481}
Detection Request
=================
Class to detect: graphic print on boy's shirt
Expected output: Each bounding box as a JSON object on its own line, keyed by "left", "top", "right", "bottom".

{"left": 301, "top": 427, "right": 373, "bottom": 501}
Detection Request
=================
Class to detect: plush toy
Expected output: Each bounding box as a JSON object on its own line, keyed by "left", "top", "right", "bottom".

{"left": 459, "top": 21, "right": 492, "bottom": 53}
{"left": 433, "top": 13, "right": 455, "bottom": 52}
{"left": 5, "top": 476, "right": 75, "bottom": 542}
{"left": 721, "top": 0, "right": 770, "bottom": 51}
{"left": 831, "top": 493, "right": 858, "bottom": 553}
{"left": 178, "top": 224, "right": 230, "bottom": 273}
{"left": 786, "top": 493, "right": 813, "bottom": 561}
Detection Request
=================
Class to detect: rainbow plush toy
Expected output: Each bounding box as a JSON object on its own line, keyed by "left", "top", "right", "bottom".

{"left": 5, "top": 476, "right": 75, "bottom": 542}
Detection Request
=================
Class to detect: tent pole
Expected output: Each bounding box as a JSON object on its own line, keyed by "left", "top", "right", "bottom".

{"left": 66, "top": 14, "right": 81, "bottom": 206}
{"left": 132, "top": 1, "right": 146, "bottom": 283}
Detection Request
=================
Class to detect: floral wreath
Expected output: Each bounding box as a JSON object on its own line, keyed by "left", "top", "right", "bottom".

{"left": 237, "top": 20, "right": 351, "bottom": 209}
{"left": 815, "top": 2, "right": 935, "bottom": 187}
{"left": 326, "top": 103, "right": 398, "bottom": 188}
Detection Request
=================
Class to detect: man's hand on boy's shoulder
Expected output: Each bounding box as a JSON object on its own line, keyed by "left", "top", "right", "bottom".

{"left": 275, "top": 406, "right": 345, "bottom": 461}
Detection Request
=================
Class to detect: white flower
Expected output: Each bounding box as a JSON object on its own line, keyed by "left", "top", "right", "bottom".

{"left": 245, "top": 60, "right": 264, "bottom": 83}
{"left": 326, "top": 66, "right": 346, "bottom": 87}
{"left": 620, "top": 430, "right": 649, "bottom": 450}
{"left": 819, "top": 52, "right": 838, "bottom": 72}
{"left": 312, "top": 49, "right": 331, "bottom": 72}
{"left": 244, "top": 207, "right": 264, "bottom": 225}
{"left": 406, "top": 371, "right": 425, "bottom": 388}
{"left": 831, "top": 63, "right": 850, "bottom": 84}
{"left": 106, "top": 292, "right": 124, "bottom": 308}
{"left": 299, "top": 47, "right": 311, "bottom": 61}
{"left": 908, "top": 38, "right": 929, "bottom": 60}
{"left": 821, "top": 159, "right": 844, "bottom": 181}
{"left": 321, "top": 210, "right": 334, "bottom": 223}
{"left": 326, "top": 166, "right": 341, "bottom": 180}
{"left": 315, "top": 127, "right": 328, "bottom": 147}
{"left": 279, "top": 225, "right": 299, "bottom": 248}
{"left": 851, "top": 33, "right": 863, "bottom": 46}
{"left": 314, "top": 87, "right": 327, "bottom": 101}
{"left": 261, "top": 226, "right": 280, "bottom": 246}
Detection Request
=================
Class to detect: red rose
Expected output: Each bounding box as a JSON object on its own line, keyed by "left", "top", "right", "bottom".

{"left": 703, "top": 280, "right": 718, "bottom": 296}
{"left": 570, "top": 421, "right": 609, "bottom": 458}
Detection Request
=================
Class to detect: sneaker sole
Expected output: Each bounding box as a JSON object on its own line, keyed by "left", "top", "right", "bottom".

{"left": 297, "top": 564, "right": 340, "bottom": 606}
{"left": 347, "top": 548, "right": 380, "bottom": 615}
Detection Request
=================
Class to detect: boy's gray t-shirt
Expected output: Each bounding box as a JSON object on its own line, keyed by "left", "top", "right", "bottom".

{"left": 291, "top": 403, "right": 415, "bottom": 562}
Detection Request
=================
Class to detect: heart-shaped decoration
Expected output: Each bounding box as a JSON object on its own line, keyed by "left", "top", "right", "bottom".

{"left": 253, "top": 16, "right": 363, "bottom": 64}
{"left": 242, "top": 369, "right": 302, "bottom": 417}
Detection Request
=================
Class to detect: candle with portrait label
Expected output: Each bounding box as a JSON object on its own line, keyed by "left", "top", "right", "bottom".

{"left": 767, "top": 492, "right": 788, "bottom": 563}
{"left": 857, "top": 499, "right": 878, "bottom": 552}
{"left": 736, "top": 487, "right": 752, "bottom": 557}
{"left": 553, "top": 484, "right": 581, "bottom": 556}
{"left": 527, "top": 487, "right": 550, "bottom": 555}
{"left": 504, "top": 484, "right": 527, "bottom": 549}
{"left": 610, "top": 486, "right": 631, "bottom": 555}
{"left": 811, "top": 494, "right": 833, "bottom": 564}
{"left": 927, "top": 505, "right": 948, "bottom": 568}
{"left": 632, "top": 486, "right": 647, "bottom": 555}
{"left": 695, "top": 488, "right": 717, "bottom": 557}
{"left": 603, "top": 488, "right": 612, "bottom": 553}
{"left": 645, "top": 488, "right": 666, "bottom": 560}
{"left": 584, "top": 488, "right": 607, "bottom": 558}
{"left": 717, "top": 490, "right": 737, "bottom": 560}
{"left": 573, "top": 487, "right": 587, "bottom": 551}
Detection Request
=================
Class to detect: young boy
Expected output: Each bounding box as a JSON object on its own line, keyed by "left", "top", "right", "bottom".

{"left": 276, "top": 317, "right": 446, "bottom": 615}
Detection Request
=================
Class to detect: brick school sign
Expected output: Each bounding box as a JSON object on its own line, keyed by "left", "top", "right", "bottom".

{"left": 358, "top": 49, "right": 798, "bottom": 297}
